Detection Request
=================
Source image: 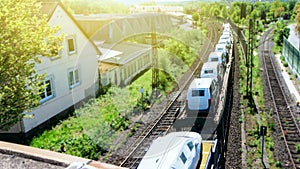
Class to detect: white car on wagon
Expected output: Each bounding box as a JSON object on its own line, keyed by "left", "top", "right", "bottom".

{"left": 200, "top": 62, "right": 224, "bottom": 83}
{"left": 207, "top": 51, "right": 226, "bottom": 65}
{"left": 186, "top": 78, "right": 218, "bottom": 112}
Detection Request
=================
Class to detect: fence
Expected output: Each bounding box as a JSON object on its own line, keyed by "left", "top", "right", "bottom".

{"left": 282, "top": 37, "right": 300, "bottom": 75}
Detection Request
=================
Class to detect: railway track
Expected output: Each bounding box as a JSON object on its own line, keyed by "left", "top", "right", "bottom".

{"left": 261, "top": 29, "right": 300, "bottom": 169}
{"left": 103, "top": 20, "right": 221, "bottom": 168}
{"left": 120, "top": 20, "right": 221, "bottom": 169}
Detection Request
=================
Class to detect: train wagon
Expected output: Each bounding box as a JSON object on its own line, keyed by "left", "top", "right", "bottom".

{"left": 199, "top": 62, "right": 224, "bottom": 83}
{"left": 207, "top": 51, "right": 226, "bottom": 65}
{"left": 137, "top": 131, "right": 202, "bottom": 169}
{"left": 186, "top": 78, "right": 218, "bottom": 113}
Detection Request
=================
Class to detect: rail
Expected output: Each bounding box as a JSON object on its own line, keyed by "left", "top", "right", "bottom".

{"left": 262, "top": 28, "right": 300, "bottom": 169}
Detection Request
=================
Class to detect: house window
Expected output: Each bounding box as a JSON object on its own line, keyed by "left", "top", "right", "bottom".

{"left": 68, "top": 68, "right": 80, "bottom": 89}
{"left": 40, "top": 77, "right": 54, "bottom": 103}
{"left": 67, "top": 35, "right": 77, "bottom": 55}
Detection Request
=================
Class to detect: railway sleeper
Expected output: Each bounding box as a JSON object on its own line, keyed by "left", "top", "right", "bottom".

{"left": 165, "top": 111, "right": 176, "bottom": 115}
{"left": 159, "top": 122, "right": 173, "bottom": 125}
{"left": 152, "top": 131, "right": 166, "bottom": 136}
{"left": 285, "top": 130, "right": 300, "bottom": 136}
{"left": 282, "top": 123, "right": 298, "bottom": 129}
{"left": 157, "top": 126, "right": 171, "bottom": 129}
{"left": 286, "top": 135, "right": 300, "bottom": 142}
{"left": 290, "top": 149, "right": 300, "bottom": 155}
{"left": 162, "top": 117, "right": 176, "bottom": 121}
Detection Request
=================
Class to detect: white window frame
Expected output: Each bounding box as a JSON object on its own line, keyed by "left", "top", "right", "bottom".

{"left": 66, "top": 34, "right": 77, "bottom": 55}
{"left": 40, "top": 76, "right": 55, "bottom": 103}
{"left": 68, "top": 67, "right": 80, "bottom": 89}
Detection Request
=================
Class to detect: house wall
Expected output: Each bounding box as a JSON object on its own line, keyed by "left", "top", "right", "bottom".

{"left": 21, "top": 5, "right": 99, "bottom": 133}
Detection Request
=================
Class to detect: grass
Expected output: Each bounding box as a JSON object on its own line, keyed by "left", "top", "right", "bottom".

{"left": 239, "top": 29, "right": 279, "bottom": 168}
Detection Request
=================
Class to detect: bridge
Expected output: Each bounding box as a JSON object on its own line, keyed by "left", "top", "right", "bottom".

{"left": 74, "top": 13, "right": 195, "bottom": 87}
{"left": 74, "top": 13, "right": 177, "bottom": 44}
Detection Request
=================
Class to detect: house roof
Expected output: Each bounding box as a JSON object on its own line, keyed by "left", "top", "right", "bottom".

{"left": 39, "top": 0, "right": 58, "bottom": 19}
{"left": 98, "top": 62, "right": 118, "bottom": 74}
{"left": 39, "top": 0, "right": 102, "bottom": 56}
{"left": 98, "top": 42, "right": 151, "bottom": 65}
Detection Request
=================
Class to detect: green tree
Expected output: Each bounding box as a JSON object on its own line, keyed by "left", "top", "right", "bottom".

{"left": 295, "top": 1, "right": 300, "bottom": 34}
{"left": 269, "top": 0, "right": 286, "bottom": 20}
{"left": 61, "top": 0, "right": 128, "bottom": 14}
{"left": 192, "top": 13, "right": 199, "bottom": 25}
{"left": 0, "top": 0, "right": 63, "bottom": 129}
{"left": 274, "top": 21, "right": 290, "bottom": 48}
{"left": 295, "top": 1, "right": 300, "bottom": 50}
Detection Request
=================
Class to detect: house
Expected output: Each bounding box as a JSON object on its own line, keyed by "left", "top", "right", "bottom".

{"left": 1, "top": 0, "right": 101, "bottom": 136}
{"left": 98, "top": 42, "right": 152, "bottom": 86}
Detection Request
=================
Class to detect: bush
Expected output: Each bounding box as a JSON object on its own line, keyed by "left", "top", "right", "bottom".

{"left": 283, "top": 62, "right": 288, "bottom": 67}
{"left": 30, "top": 118, "right": 103, "bottom": 160}
{"left": 269, "top": 121, "right": 275, "bottom": 131}
{"left": 296, "top": 143, "right": 300, "bottom": 153}
{"left": 268, "top": 142, "right": 274, "bottom": 151}
{"left": 275, "top": 161, "right": 282, "bottom": 167}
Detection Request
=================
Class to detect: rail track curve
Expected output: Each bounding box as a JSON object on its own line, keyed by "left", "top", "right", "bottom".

{"left": 261, "top": 28, "right": 300, "bottom": 169}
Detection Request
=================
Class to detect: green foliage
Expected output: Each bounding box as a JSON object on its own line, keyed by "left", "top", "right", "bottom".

{"left": 30, "top": 117, "right": 103, "bottom": 160}
{"left": 268, "top": 120, "right": 275, "bottom": 131}
{"left": 165, "top": 28, "right": 203, "bottom": 66}
{"left": 239, "top": 117, "right": 243, "bottom": 123}
{"left": 31, "top": 91, "right": 132, "bottom": 159}
{"left": 192, "top": 13, "right": 199, "bottom": 22}
{"left": 267, "top": 141, "right": 274, "bottom": 151}
{"left": 275, "top": 161, "right": 282, "bottom": 167}
{"left": 0, "top": 0, "right": 63, "bottom": 130}
{"left": 296, "top": 143, "right": 300, "bottom": 153}
{"left": 274, "top": 21, "right": 290, "bottom": 48}
{"left": 61, "top": 0, "right": 128, "bottom": 14}
{"left": 295, "top": 1, "right": 300, "bottom": 34}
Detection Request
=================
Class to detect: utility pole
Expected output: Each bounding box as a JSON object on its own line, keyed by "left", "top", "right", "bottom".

{"left": 151, "top": 18, "right": 159, "bottom": 98}
{"left": 247, "top": 3, "right": 255, "bottom": 99}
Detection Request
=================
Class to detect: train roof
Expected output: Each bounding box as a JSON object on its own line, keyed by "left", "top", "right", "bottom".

{"left": 202, "top": 62, "right": 220, "bottom": 69}
{"left": 138, "top": 132, "right": 202, "bottom": 169}
{"left": 208, "top": 51, "right": 224, "bottom": 58}
{"left": 189, "top": 78, "right": 215, "bottom": 89}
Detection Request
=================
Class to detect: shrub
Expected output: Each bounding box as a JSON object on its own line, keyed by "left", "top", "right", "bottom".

{"left": 296, "top": 143, "right": 300, "bottom": 153}
{"left": 268, "top": 142, "right": 274, "bottom": 151}
{"left": 269, "top": 121, "right": 275, "bottom": 131}
{"left": 239, "top": 117, "right": 243, "bottom": 123}
{"left": 275, "top": 161, "right": 282, "bottom": 167}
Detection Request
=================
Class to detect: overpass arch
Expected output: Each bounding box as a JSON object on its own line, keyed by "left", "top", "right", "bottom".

{"left": 86, "top": 14, "right": 214, "bottom": 88}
